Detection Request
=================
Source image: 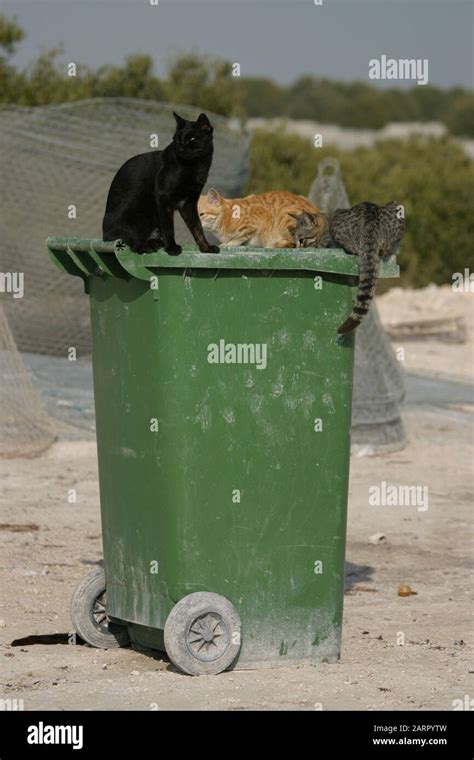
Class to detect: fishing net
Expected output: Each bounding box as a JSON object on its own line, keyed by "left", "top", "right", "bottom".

{"left": 0, "top": 98, "right": 249, "bottom": 456}
{"left": 0, "top": 302, "right": 56, "bottom": 457}
{"left": 0, "top": 98, "right": 250, "bottom": 357}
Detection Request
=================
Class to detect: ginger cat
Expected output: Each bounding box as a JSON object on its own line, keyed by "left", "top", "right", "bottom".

{"left": 198, "top": 188, "right": 322, "bottom": 248}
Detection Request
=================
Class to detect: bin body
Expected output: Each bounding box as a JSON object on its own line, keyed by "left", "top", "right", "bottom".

{"left": 47, "top": 239, "right": 398, "bottom": 668}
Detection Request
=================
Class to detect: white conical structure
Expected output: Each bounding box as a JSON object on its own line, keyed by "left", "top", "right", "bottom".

{"left": 0, "top": 302, "right": 56, "bottom": 457}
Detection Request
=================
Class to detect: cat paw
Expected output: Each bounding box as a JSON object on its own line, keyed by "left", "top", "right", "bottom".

{"left": 199, "top": 244, "right": 220, "bottom": 254}
{"left": 139, "top": 239, "right": 163, "bottom": 254}
{"left": 115, "top": 240, "right": 126, "bottom": 251}
{"left": 166, "top": 243, "right": 182, "bottom": 256}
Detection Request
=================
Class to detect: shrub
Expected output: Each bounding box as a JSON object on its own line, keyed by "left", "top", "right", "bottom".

{"left": 245, "top": 132, "right": 474, "bottom": 288}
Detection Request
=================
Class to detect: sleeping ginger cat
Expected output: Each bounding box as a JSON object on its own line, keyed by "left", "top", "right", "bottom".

{"left": 198, "top": 188, "right": 323, "bottom": 248}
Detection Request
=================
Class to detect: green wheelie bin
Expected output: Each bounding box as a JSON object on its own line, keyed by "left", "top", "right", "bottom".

{"left": 46, "top": 237, "right": 398, "bottom": 675}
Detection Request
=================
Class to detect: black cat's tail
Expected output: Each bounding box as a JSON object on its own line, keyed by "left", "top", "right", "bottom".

{"left": 337, "top": 245, "right": 378, "bottom": 335}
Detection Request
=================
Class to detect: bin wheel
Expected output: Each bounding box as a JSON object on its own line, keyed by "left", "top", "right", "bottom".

{"left": 70, "top": 567, "right": 130, "bottom": 649}
{"left": 164, "top": 592, "right": 241, "bottom": 676}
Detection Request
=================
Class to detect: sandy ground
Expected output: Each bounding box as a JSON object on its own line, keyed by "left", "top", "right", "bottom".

{"left": 377, "top": 286, "right": 474, "bottom": 383}
{"left": 0, "top": 409, "right": 472, "bottom": 710}
{"left": 0, "top": 287, "right": 472, "bottom": 711}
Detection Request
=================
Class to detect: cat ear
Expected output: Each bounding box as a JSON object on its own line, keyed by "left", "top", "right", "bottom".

{"left": 288, "top": 212, "right": 301, "bottom": 221}
{"left": 197, "top": 113, "right": 212, "bottom": 131}
{"left": 207, "top": 188, "right": 221, "bottom": 205}
{"left": 173, "top": 111, "right": 187, "bottom": 130}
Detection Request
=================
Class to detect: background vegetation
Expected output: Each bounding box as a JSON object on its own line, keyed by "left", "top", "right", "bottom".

{"left": 246, "top": 133, "right": 474, "bottom": 288}
{"left": 1, "top": 13, "right": 473, "bottom": 288}
{"left": 2, "top": 14, "right": 473, "bottom": 137}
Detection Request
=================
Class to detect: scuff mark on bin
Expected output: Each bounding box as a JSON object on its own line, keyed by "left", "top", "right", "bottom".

{"left": 118, "top": 446, "right": 141, "bottom": 459}
{"left": 244, "top": 372, "right": 254, "bottom": 389}
{"left": 241, "top": 613, "right": 341, "bottom": 666}
{"left": 282, "top": 388, "right": 314, "bottom": 417}
{"left": 302, "top": 330, "right": 317, "bottom": 350}
{"left": 281, "top": 283, "right": 299, "bottom": 298}
{"left": 262, "top": 420, "right": 276, "bottom": 441}
{"left": 249, "top": 394, "right": 264, "bottom": 415}
{"left": 302, "top": 389, "right": 315, "bottom": 417}
{"left": 221, "top": 408, "right": 235, "bottom": 424}
{"left": 322, "top": 392, "right": 336, "bottom": 414}
{"left": 273, "top": 328, "right": 290, "bottom": 347}
{"left": 194, "top": 394, "right": 212, "bottom": 431}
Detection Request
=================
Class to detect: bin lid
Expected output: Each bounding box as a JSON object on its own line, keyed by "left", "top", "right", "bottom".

{"left": 46, "top": 237, "right": 399, "bottom": 281}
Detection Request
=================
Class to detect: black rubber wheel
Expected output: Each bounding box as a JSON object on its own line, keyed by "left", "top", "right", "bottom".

{"left": 164, "top": 592, "right": 241, "bottom": 675}
{"left": 70, "top": 568, "right": 130, "bottom": 649}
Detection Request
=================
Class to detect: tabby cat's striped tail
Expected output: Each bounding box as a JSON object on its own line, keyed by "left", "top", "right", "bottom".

{"left": 337, "top": 247, "right": 378, "bottom": 334}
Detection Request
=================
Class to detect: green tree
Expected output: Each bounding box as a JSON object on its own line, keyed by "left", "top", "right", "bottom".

{"left": 378, "top": 88, "right": 418, "bottom": 123}
{"left": 238, "top": 77, "right": 286, "bottom": 118}
{"left": 18, "top": 47, "right": 89, "bottom": 104}
{"left": 91, "top": 55, "right": 164, "bottom": 100}
{"left": 287, "top": 76, "right": 346, "bottom": 121}
{"left": 162, "top": 52, "right": 241, "bottom": 116}
{"left": 339, "top": 83, "right": 387, "bottom": 128}
{"left": 446, "top": 94, "right": 474, "bottom": 138}
{"left": 0, "top": 12, "right": 23, "bottom": 53}
{"left": 0, "top": 14, "right": 26, "bottom": 102}
{"left": 1, "top": 11, "right": 473, "bottom": 136}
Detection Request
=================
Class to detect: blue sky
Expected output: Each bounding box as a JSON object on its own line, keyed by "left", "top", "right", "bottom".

{"left": 4, "top": 0, "right": 473, "bottom": 89}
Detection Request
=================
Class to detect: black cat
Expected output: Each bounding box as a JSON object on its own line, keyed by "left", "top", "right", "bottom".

{"left": 102, "top": 112, "right": 220, "bottom": 256}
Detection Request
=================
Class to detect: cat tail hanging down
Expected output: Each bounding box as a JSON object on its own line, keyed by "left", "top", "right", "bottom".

{"left": 337, "top": 244, "right": 379, "bottom": 335}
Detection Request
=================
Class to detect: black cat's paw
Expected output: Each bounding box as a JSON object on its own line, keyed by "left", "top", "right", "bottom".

{"left": 199, "top": 244, "right": 220, "bottom": 254}
{"left": 166, "top": 243, "right": 182, "bottom": 256}
{"left": 138, "top": 239, "right": 163, "bottom": 254}
{"left": 115, "top": 240, "right": 126, "bottom": 251}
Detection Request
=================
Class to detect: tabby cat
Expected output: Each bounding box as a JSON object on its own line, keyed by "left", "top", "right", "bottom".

{"left": 198, "top": 189, "right": 322, "bottom": 248}
{"left": 291, "top": 211, "right": 332, "bottom": 248}
{"left": 292, "top": 201, "right": 405, "bottom": 334}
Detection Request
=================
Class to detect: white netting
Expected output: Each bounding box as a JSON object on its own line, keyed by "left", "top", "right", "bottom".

{"left": 0, "top": 98, "right": 249, "bottom": 457}
{"left": 0, "top": 98, "right": 250, "bottom": 357}
{"left": 0, "top": 302, "right": 56, "bottom": 457}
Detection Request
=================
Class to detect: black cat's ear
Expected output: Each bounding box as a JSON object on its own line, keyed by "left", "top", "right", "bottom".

{"left": 173, "top": 111, "right": 187, "bottom": 130}
{"left": 197, "top": 113, "right": 212, "bottom": 131}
